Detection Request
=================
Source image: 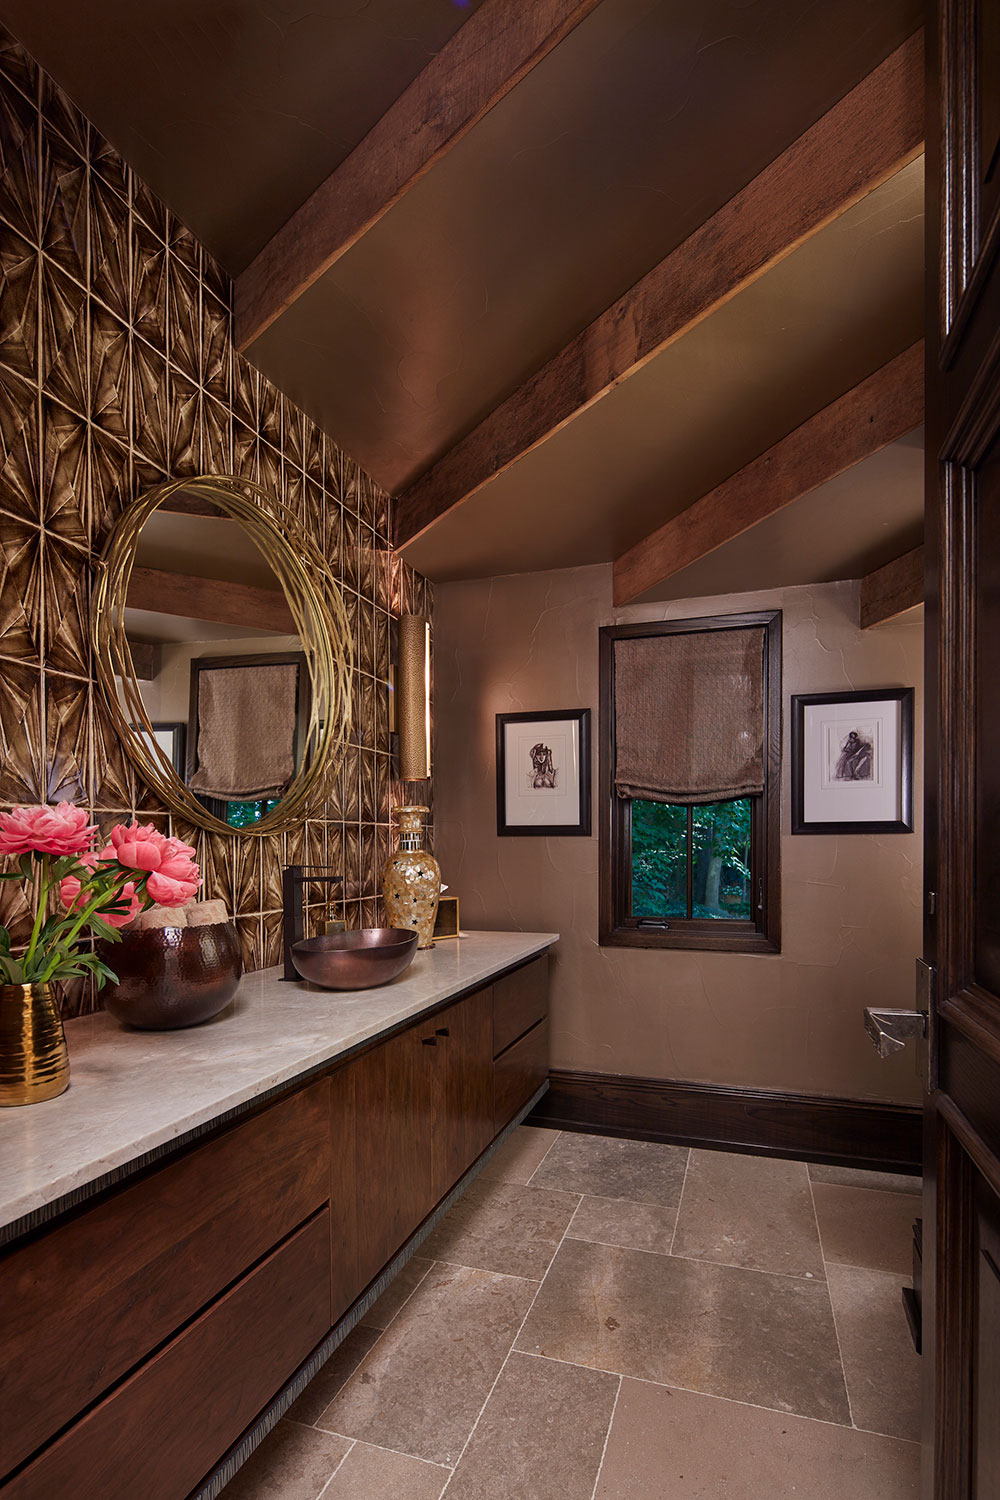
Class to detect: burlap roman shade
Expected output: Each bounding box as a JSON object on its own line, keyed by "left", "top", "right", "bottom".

{"left": 189, "top": 661, "right": 300, "bottom": 800}
{"left": 614, "top": 627, "right": 765, "bottom": 805}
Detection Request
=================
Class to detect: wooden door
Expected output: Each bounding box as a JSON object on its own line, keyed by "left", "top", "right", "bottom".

{"left": 925, "top": 2, "right": 1000, "bottom": 1493}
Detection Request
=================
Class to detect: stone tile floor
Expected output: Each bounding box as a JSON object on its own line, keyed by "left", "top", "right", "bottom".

{"left": 221, "top": 1127, "right": 922, "bottom": 1499}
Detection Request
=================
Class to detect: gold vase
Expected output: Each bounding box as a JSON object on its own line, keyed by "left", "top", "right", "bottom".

{"left": 381, "top": 805, "right": 441, "bottom": 949}
{"left": 0, "top": 983, "right": 70, "bottom": 1107}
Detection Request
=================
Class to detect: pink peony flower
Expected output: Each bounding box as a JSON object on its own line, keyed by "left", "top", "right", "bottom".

{"left": 101, "top": 821, "right": 201, "bottom": 906}
{"left": 107, "top": 821, "right": 170, "bottom": 872}
{"left": 147, "top": 868, "right": 200, "bottom": 906}
{"left": 0, "top": 803, "right": 98, "bottom": 858}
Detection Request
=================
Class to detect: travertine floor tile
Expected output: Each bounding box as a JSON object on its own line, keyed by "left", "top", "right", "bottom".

{"left": 672, "top": 1150, "right": 825, "bottom": 1278}
{"left": 812, "top": 1182, "right": 920, "bottom": 1275}
{"left": 530, "top": 1132, "right": 688, "bottom": 1207}
{"left": 360, "top": 1256, "right": 433, "bottom": 1330}
{"left": 827, "top": 1261, "right": 921, "bottom": 1440}
{"left": 320, "top": 1441, "right": 449, "bottom": 1499}
{"left": 568, "top": 1194, "right": 679, "bottom": 1254}
{"left": 446, "top": 1352, "right": 619, "bottom": 1500}
{"left": 479, "top": 1124, "right": 560, "bottom": 1184}
{"left": 219, "top": 1420, "right": 351, "bottom": 1500}
{"left": 809, "top": 1163, "right": 922, "bottom": 1196}
{"left": 420, "top": 1177, "right": 578, "bottom": 1278}
{"left": 316, "top": 1262, "right": 535, "bottom": 1465}
{"left": 516, "top": 1238, "right": 850, "bottom": 1423}
{"left": 593, "top": 1380, "right": 920, "bottom": 1499}
{"left": 285, "top": 1326, "right": 382, "bottom": 1425}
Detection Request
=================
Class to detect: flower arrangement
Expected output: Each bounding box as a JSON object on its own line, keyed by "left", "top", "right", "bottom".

{"left": 0, "top": 804, "right": 201, "bottom": 990}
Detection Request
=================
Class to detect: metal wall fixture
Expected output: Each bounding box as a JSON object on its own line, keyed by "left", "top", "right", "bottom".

{"left": 92, "top": 474, "right": 354, "bottom": 838}
{"left": 395, "top": 614, "right": 432, "bottom": 781}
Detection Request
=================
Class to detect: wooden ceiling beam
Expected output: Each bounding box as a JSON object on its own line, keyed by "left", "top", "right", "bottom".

{"left": 612, "top": 342, "right": 924, "bottom": 606}
{"left": 393, "top": 31, "right": 924, "bottom": 551}
{"left": 860, "top": 546, "right": 924, "bottom": 628}
{"left": 233, "top": 0, "right": 603, "bottom": 351}
{"left": 126, "top": 567, "right": 295, "bottom": 635}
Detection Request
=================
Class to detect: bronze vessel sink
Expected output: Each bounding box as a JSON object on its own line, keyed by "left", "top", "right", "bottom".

{"left": 291, "top": 927, "right": 419, "bottom": 990}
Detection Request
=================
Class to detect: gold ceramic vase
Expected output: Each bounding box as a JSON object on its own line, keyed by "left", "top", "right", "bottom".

{"left": 381, "top": 805, "right": 441, "bottom": 949}
{"left": 0, "top": 982, "right": 70, "bottom": 1106}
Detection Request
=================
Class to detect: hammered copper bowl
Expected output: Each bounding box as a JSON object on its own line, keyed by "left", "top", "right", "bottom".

{"left": 98, "top": 922, "right": 243, "bottom": 1030}
{"left": 291, "top": 928, "right": 418, "bottom": 990}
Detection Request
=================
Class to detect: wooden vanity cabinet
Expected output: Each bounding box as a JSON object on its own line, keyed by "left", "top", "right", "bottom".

{"left": 0, "top": 951, "right": 550, "bottom": 1500}
{"left": 0, "top": 1080, "right": 332, "bottom": 1481}
{"left": 350, "top": 984, "right": 494, "bottom": 1292}
{"left": 492, "top": 954, "right": 549, "bottom": 1132}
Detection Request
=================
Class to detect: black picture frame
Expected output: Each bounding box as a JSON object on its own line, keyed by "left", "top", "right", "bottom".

{"left": 496, "top": 709, "right": 591, "bottom": 837}
{"left": 130, "top": 721, "right": 186, "bottom": 776}
{"left": 791, "top": 688, "right": 914, "bottom": 834}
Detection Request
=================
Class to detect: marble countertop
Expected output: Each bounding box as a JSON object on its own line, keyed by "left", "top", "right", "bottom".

{"left": 0, "top": 930, "right": 557, "bottom": 1237}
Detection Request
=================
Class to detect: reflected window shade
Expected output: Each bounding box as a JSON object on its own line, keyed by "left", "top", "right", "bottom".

{"left": 614, "top": 627, "right": 765, "bottom": 805}
{"left": 189, "top": 663, "right": 299, "bottom": 800}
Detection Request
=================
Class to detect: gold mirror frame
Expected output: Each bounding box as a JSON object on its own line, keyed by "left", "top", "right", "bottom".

{"left": 92, "top": 475, "right": 353, "bottom": 838}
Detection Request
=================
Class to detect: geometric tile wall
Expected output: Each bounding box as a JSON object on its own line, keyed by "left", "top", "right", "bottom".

{"left": 0, "top": 24, "right": 432, "bottom": 1013}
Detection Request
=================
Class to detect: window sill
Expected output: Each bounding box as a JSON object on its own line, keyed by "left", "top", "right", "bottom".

{"left": 599, "top": 925, "right": 780, "bottom": 955}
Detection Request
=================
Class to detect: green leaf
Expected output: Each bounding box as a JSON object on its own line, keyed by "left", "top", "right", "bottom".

{"left": 0, "top": 928, "right": 10, "bottom": 954}
{"left": 0, "top": 870, "right": 25, "bottom": 881}
{"left": 87, "top": 915, "right": 121, "bottom": 943}
{"left": 0, "top": 953, "right": 23, "bottom": 983}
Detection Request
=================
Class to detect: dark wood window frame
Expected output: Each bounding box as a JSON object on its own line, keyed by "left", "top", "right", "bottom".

{"left": 599, "top": 610, "right": 782, "bottom": 954}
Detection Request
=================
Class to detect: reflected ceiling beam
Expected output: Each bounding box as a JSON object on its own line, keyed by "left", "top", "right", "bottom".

{"left": 125, "top": 641, "right": 161, "bottom": 681}
{"left": 234, "top": 0, "right": 603, "bottom": 350}
{"left": 613, "top": 343, "right": 924, "bottom": 606}
{"left": 156, "top": 493, "right": 225, "bottom": 518}
{"left": 126, "top": 568, "right": 295, "bottom": 635}
{"left": 860, "top": 545, "right": 924, "bottom": 628}
{"left": 393, "top": 31, "right": 923, "bottom": 551}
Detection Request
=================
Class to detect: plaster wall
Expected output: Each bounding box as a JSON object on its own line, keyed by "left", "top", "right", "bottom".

{"left": 434, "top": 563, "right": 923, "bottom": 1105}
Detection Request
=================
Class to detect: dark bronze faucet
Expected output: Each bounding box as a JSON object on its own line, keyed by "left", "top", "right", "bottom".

{"left": 281, "top": 865, "right": 343, "bottom": 980}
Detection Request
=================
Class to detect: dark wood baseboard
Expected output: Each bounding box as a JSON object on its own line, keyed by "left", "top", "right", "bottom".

{"left": 526, "top": 1069, "right": 922, "bottom": 1174}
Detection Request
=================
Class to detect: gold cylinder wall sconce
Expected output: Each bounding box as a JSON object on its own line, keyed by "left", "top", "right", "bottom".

{"left": 396, "top": 614, "right": 431, "bottom": 780}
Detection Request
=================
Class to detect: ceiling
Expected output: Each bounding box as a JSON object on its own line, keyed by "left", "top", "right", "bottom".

{"left": 2, "top": 0, "right": 926, "bottom": 597}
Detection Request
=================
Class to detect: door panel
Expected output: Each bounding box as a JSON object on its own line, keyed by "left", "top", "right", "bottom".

{"left": 927, "top": 2, "right": 1000, "bottom": 1494}
{"left": 353, "top": 1024, "right": 437, "bottom": 1289}
{"left": 432, "top": 988, "right": 494, "bottom": 1200}
{"left": 975, "top": 448, "right": 1000, "bottom": 992}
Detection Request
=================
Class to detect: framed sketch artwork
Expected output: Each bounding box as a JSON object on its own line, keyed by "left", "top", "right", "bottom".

{"left": 791, "top": 688, "right": 914, "bottom": 834}
{"left": 496, "top": 709, "right": 591, "bottom": 836}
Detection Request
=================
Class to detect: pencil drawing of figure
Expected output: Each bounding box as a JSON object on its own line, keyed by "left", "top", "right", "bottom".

{"left": 835, "top": 728, "right": 874, "bottom": 782}
{"left": 529, "top": 742, "right": 557, "bottom": 789}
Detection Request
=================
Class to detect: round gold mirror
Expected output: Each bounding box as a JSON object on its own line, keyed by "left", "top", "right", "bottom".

{"left": 92, "top": 475, "right": 352, "bottom": 837}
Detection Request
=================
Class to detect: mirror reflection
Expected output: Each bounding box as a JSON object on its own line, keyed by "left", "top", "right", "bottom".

{"left": 118, "top": 500, "right": 308, "bottom": 829}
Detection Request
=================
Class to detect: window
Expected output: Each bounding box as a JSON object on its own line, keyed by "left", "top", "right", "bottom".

{"left": 599, "top": 611, "right": 781, "bottom": 952}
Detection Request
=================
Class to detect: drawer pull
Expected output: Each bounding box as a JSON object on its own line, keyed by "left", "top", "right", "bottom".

{"left": 422, "top": 1036, "right": 437, "bottom": 1046}
{"left": 436, "top": 1027, "right": 450, "bottom": 1038}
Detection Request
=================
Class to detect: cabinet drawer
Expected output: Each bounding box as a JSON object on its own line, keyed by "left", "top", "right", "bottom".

{"left": 493, "top": 957, "right": 549, "bottom": 1058}
{"left": 5, "top": 1209, "right": 332, "bottom": 1500}
{"left": 494, "top": 1018, "right": 549, "bottom": 1132}
{"left": 0, "top": 1080, "right": 331, "bottom": 1478}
